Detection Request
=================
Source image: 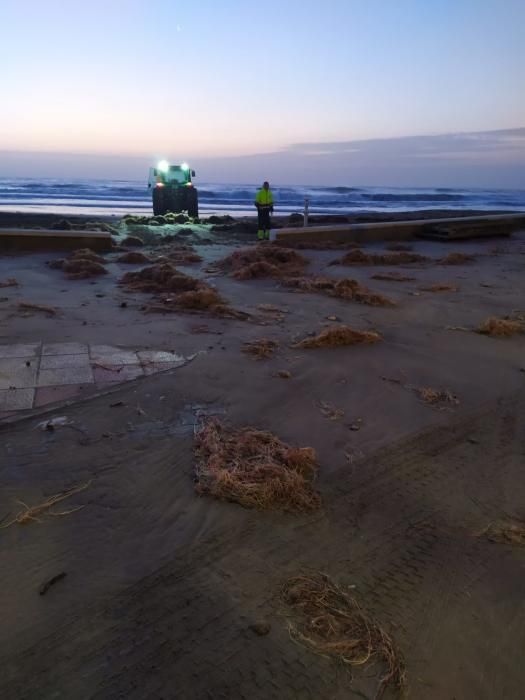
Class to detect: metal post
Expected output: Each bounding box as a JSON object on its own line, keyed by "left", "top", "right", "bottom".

{"left": 304, "top": 197, "right": 309, "bottom": 227}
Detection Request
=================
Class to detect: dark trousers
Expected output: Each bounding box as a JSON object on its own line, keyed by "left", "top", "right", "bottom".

{"left": 257, "top": 206, "right": 271, "bottom": 232}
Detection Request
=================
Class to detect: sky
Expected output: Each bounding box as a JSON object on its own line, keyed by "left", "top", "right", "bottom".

{"left": 1, "top": 0, "right": 524, "bottom": 186}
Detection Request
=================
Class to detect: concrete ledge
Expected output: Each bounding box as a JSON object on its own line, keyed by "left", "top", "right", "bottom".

{"left": 0, "top": 228, "right": 113, "bottom": 252}
{"left": 272, "top": 213, "right": 525, "bottom": 244}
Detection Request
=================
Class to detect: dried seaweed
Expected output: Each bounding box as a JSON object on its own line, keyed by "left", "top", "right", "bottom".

{"left": 194, "top": 419, "right": 320, "bottom": 512}
{"left": 282, "top": 572, "right": 406, "bottom": 699}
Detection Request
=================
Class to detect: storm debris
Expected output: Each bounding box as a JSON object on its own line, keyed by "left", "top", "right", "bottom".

{"left": 242, "top": 338, "right": 279, "bottom": 359}
{"left": 194, "top": 419, "right": 321, "bottom": 512}
{"left": 479, "top": 520, "right": 525, "bottom": 546}
{"left": 17, "top": 301, "right": 57, "bottom": 316}
{"left": 416, "top": 387, "right": 459, "bottom": 405}
{"left": 319, "top": 401, "right": 345, "bottom": 420}
{"left": 116, "top": 251, "right": 151, "bottom": 264}
{"left": 284, "top": 276, "right": 395, "bottom": 307}
{"left": 166, "top": 246, "right": 203, "bottom": 264}
{"left": 0, "top": 481, "right": 91, "bottom": 529}
{"left": 419, "top": 283, "right": 459, "bottom": 292}
{"left": 219, "top": 246, "right": 308, "bottom": 279}
{"left": 121, "top": 263, "right": 246, "bottom": 318}
{"left": 477, "top": 317, "right": 525, "bottom": 337}
{"left": 276, "top": 240, "right": 361, "bottom": 250}
{"left": 439, "top": 252, "right": 475, "bottom": 265}
{"left": 48, "top": 249, "right": 108, "bottom": 279}
{"left": 0, "top": 278, "right": 18, "bottom": 288}
{"left": 332, "top": 249, "right": 428, "bottom": 266}
{"left": 39, "top": 572, "right": 67, "bottom": 596}
{"left": 293, "top": 325, "right": 382, "bottom": 349}
{"left": 120, "top": 263, "right": 199, "bottom": 294}
{"left": 249, "top": 621, "right": 271, "bottom": 636}
{"left": 282, "top": 572, "right": 406, "bottom": 699}
{"left": 257, "top": 303, "right": 289, "bottom": 321}
{"left": 371, "top": 272, "right": 416, "bottom": 282}
{"left": 63, "top": 259, "right": 108, "bottom": 279}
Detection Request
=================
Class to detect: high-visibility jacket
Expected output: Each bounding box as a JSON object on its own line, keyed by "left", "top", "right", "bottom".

{"left": 255, "top": 188, "right": 274, "bottom": 207}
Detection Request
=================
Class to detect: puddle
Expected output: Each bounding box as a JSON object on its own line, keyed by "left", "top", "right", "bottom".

{"left": 126, "top": 404, "right": 226, "bottom": 439}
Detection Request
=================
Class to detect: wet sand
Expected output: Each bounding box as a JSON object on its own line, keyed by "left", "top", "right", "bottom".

{"left": 1, "top": 215, "right": 525, "bottom": 698}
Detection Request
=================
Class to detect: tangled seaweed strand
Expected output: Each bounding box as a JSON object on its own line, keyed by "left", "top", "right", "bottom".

{"left": 282, "top": 572, "right": 406, "bottom": 699}
{"left": 1, "top": 481, "right": 91, "bottom": 529}
{"left": 194, "top": 419, "right": 320, "bottom": 512}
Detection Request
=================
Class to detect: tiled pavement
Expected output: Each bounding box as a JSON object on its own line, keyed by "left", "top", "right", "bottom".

{"left": 0, "top": 342, "right": 186, "bottom": 418}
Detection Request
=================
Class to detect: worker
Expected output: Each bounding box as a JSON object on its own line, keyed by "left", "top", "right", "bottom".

{"left": 254, "top": 181, "right": 274, "bottom": 240}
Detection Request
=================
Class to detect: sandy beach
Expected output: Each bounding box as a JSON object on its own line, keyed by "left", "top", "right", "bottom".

{"left": 1, "top": 211, "right": 525, "bottom": 699}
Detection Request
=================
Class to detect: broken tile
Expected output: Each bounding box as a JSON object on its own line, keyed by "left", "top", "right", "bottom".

{"left": 138, "top": 350, "right": 186, "bottom": 364}
{"left": 38, "top": 365, "right": 94, "bottom": 387}
{"left": 0, "top": 358, "right": 38, "bottom": 389}
{"left": 93, "top": 364, "right": 144, "bottom": 384}
{"left": 34, "top": 384, "right": 86, "bottom": 407}
{"left": 0, "top": 388, "right": 35, "bottom": 410}
{"left": 90, "top": 346, "right": 139, "bottom": 365}
{"left": 42, "top": 342, "right": 88, "bottom": 355}
{"left": 0, "top": 343, "right": 40, "bottom": 359}
{"left": 40, "top": 354, "right": 90, "bottom": 370}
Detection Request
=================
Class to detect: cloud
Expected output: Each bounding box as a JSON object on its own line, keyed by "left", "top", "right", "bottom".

{"left": 287, "top": 128, "right": 525, "bottom": 160}
{"left": 0, "top": 128, "right": 524, "bottom": 188}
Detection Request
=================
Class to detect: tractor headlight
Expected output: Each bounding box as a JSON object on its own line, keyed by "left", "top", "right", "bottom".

{"left": 181, "top": 162, "right": 189, "bottom": 171}
{"left": 157, "top": 160, "right": 170, "bottom": 173}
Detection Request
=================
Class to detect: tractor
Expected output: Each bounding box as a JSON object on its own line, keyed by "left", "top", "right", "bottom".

{"left": 148, "top": 161, "right": 199, "bottom": 218}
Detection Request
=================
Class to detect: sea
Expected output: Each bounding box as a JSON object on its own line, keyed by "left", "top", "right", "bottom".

{"left": 0, "top": 178, "right": 524, "bottom": 218}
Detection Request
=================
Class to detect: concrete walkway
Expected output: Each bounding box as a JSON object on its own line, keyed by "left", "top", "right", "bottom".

{"left": 0, "top": 342, "right": 186, "bottom": 418}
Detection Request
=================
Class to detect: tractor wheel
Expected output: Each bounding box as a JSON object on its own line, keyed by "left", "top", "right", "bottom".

{"left": 187, "top": 188, "right": 199, "bottom": 218}
{"left": 152, "top": 187, "right": 166, "bottom": 216}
